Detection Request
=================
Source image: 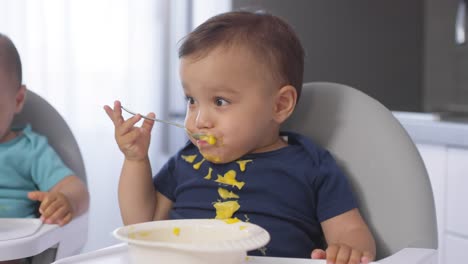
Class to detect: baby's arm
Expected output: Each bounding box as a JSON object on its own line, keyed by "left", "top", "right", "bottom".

{"left": 313, "top": 208, "right": 376, "bottom": 264}
{"left": 28, "top": 175, "right": 89, "bottom": 226}
{"left": 119, "top": 159, "right": 173, "bottom": 224}
{"left": 118, "top": 157, "right": 158, "bottom": 225}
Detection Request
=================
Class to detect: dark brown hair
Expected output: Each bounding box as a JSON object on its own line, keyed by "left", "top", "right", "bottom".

{"left": 0, "top": 33, "right": 22, "bottom": 88}
{"left": 179, "top": 11, "right": 304, "bottom": 100}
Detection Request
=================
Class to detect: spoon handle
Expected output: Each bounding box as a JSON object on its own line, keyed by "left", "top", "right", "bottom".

{"left": 120, "top": 106, "right": 185, "bottom": 129}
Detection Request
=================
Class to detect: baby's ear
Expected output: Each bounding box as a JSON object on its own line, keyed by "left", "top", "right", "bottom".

{"left": 273, "top": 85, "right": 297, "bottom": 123}
{"left": 15, "top": 85, "right": 27, "bottom": 114}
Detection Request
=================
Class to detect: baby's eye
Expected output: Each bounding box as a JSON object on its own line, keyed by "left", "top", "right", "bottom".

{"left": 186, "top": 96, "right": 195, "bottom": 105}
{"left": 215, "top": 97, "right": 229, "bottom": 106}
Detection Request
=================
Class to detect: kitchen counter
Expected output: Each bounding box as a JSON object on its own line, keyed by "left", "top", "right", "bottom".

{"left": 393, "top": 112, "right": 468, "bottom": 148}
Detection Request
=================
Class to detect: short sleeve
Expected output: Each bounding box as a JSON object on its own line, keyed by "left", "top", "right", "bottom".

{"left": 31, "top": 135, "right": 74, "bottom": 191}
{"left": 314, "top": 150, "right": 357, "bottom": 222}
{"left": 153, "top": 156, "right": 177, "bottom": 201}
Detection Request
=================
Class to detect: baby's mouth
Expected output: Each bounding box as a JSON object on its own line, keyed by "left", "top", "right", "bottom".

{"left": 192, "top": 134, "right": 217, "bottom": 145}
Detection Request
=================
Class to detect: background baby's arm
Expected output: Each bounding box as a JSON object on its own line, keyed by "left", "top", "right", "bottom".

{"left": 28, "top": 175, "right": 89, "bottom": 226}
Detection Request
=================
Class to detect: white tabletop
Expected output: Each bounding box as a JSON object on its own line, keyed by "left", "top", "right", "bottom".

{"left": 53, "top": 243, "right": 324, "bottom": 264}
{"left": 53, "top": 243, "right": 438, "bottom": 264}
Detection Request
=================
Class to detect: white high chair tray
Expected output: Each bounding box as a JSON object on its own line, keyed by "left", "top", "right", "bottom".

{"left": 53, "top": 243, "right": 437, "bottom": 264}
{"left": 0, "top": 218, "right": 42, "bottom": 241}
{"left": 53, "top": 243, "right": 324, "bottom": 264}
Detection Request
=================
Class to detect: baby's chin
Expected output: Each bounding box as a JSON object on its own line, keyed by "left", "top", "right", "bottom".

{"left": 200, "top": 150, "right": 241, "bottom": 164}
{"left": 202, "top": 153, "right": 223, "bottom": 163}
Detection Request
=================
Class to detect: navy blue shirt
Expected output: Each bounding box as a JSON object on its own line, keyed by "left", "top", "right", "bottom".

{"left": 153, "top": 131, "right": 357, "bottom": 258}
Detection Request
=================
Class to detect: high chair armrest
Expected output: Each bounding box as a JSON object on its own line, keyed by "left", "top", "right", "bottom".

{"left": 0, "top": 212, "right": 88, "bottom": 261}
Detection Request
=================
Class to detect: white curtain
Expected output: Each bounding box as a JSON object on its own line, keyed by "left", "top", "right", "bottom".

{"left": 0, "top": 0, "right": 231, "bottom": 253}
{"left": 0, "top": 0, "right": 172, "bottom": 252}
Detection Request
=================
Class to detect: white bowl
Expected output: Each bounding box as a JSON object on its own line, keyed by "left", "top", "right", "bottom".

{"left": 113, "top": 219, "right": 270, "bottom": 264}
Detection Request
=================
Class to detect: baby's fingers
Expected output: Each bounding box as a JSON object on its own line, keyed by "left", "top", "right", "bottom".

{"left": 104, "top": 100, "right": 124, "bottom": 126}
{"left": 40, "top": 197, "right": 63, "bottom": 220}
{"left": 311, "top": 249, "right": 326, "bottom": 259}
{"left": 361, "top": 251, "right": 374, "bottom": 264}
{"left": 59, "top": 212, "right": 73, "bottom": 226}
{"left": 141, "top": 112, "right": 155, "bottom": 132}
{"left": 38, "top": 194, "right": 57, "bottom": 215}
{"left": 347, "top": 249, "right": 363, "bottom": 264}
{"left": 327, "top": 244, "right": 354, "bottom": 264}
{"left": 44, "top": 205, "right": 71, "bottom": 226}
{"left": 116, "top": 114, "right": 142, "bottom": 138}
{"left": 117, "top": 127, "right": 143, "bottom": 147}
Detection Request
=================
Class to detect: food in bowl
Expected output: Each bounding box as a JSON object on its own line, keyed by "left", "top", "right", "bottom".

{"left": 113, "top": 219, "right": 270, "bottom": 264}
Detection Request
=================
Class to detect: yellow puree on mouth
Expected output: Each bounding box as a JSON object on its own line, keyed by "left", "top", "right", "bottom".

{"left": 199, "top": 135, "right": 217, "bottom": 145}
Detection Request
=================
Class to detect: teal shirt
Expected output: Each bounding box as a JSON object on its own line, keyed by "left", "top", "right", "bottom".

{"left": 0, "top": 125, "right": 73, "bottom": 218}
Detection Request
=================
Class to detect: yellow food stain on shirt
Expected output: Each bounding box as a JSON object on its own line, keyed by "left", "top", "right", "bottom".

{"left": 239, "top": 226, "right": 247, "bottom": 230}
{"left": 218, "top": 187, "right": 239, "bottom": 199}
{"left": 214, "top": 200, "right": 240, "bottom": 219}
{"left": 204, "top": 167, "right": 213, "bottom": 180}
{"left": 181, "top": 154, "right": 197, "bottom": 163}
{"left": 215, "top": 170, "right": 245, "bottom": 189}
{"left": 173, "top": 227, "right": 180, "bottom": 236}
{"left": 193, "top": 158, "right": 205, "bottom": 170}
{"left": 223, "top": 217, "right": 240, "bottom": 224}
{"left": 236, "top": 159, "right": 253, "bottom": 172}
{"left": 199, "top": 135, "right": 217, "bottom": 145}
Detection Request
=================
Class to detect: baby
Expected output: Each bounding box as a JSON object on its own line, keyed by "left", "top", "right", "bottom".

{"left": 105, "top": 11, "right": 375, "bottom": 264}
{"left": 0, "top": 33, "right": 89, "bottom": 263}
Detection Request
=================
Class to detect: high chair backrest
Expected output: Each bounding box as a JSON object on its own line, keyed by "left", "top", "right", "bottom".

{"left": 12, "top": 90, "right": 87, "bottom": 185}
{"left": 282, "top": 82, "right": 437, "bottom": 259}
{"left": 10, "top": 90, "right": 88, "bottom": 263}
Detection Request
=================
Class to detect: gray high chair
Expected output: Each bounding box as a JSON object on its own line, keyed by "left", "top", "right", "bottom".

{"left": 0, "top": 90, "right": 88, "bottom": 263}
{"left": 282, "top": 82, "right": 438, "bottom": 263}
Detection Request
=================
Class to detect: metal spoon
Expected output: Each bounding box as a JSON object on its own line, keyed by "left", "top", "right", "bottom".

{"left": 120, "top": 105, "right": 204, "bottom": 140}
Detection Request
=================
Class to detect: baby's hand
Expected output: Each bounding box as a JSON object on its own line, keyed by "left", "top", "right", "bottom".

{"left": 28, "top": 191, "right": 73, "bottom": 226}
{"left": 311, "top": 244, "right": 373, "bottom": 264}
{"left": 104, "top": 100, "right": 155, "bottom": 161}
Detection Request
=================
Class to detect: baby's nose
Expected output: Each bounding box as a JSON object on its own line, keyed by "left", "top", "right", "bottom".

{"left": 195, "top": 109, "right": 214, "bottom": 129}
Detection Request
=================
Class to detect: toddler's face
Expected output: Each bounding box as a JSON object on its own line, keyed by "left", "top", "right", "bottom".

{"left": 180, "top": 46, "right": 282, "bottom": 163}
{"left": 0, "top": 70, "right": 23, "bottom": 143}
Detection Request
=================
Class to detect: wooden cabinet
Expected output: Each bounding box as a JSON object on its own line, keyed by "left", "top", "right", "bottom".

{"left": 233, "top": 0, "right": 468, "bottom": 113}
{"left": 417, "top": 144, "right": 468, "bottom": 263}
{"left": 446, "top": 148, "right": 468, "bottom": 236}
{"left": 425, "top": 0, "right": 468, "bottom": 113}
